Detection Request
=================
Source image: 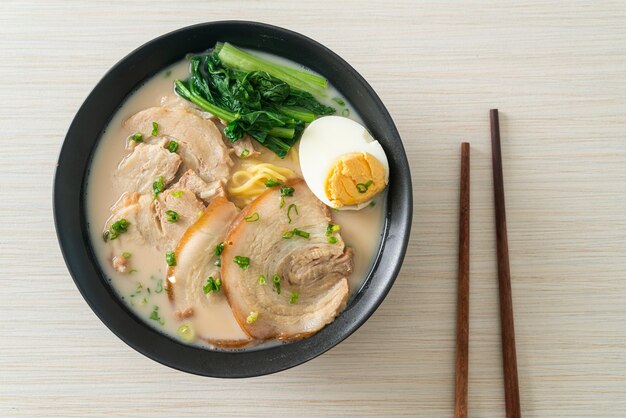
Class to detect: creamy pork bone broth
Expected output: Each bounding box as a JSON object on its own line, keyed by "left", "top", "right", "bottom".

{"left": 87, "top": 46, "right": 387, "bottom": 349}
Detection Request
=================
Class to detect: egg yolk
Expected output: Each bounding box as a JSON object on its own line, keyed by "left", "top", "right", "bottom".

{"left": 325, "top": 152, "right": 386, "bottom": 208}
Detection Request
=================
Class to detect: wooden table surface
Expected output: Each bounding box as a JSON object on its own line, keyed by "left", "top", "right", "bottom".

{"left": 2, "top": 1, "right": 625, "bottom": 416}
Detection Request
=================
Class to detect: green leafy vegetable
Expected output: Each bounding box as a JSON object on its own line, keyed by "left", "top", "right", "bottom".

{"left": 234, "top": 256, "right": 250, "bottom": 270}
{"left": 173, "top": 43, "right": 335, "bottom": 158}
{"left": 166, "top": 251, "right": 176, "bottom": 266}
{"left": 165, "top": 210, "right": 179, "bottom": 223}
{"left": 151, "top": 121, "right": 159, "bottom": 136}
{"left": 203, "top": 276, "right": 222, "bottom": 294}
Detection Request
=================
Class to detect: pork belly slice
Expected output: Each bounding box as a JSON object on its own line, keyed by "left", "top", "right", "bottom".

{"left": 114, "top": 143, "right": 181, "bottom": 195}
{"left": 166, "top": 196, "right": 251, "bottom": 346}
{"left": 170, "top": 169, "right": 226, "bottom": 205}
{"left": 221, "top": 179, "right": 353, "bottom": 340}
{"left": 105, "top": 188, "right": 205, "bottom": 252}
{"left": 125, "top": 107, "right": 233, "bottom": 182}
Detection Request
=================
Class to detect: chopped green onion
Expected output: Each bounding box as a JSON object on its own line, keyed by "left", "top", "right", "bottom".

{"left": 287, "top": 204, "right": 298, "bottom": 223}
{"left": 234, "top": 256, "right": 250, "bottom": 270}
{"left": 279, "top": 185, "right": 295, "bottom": 208}
{"left": 332, "top": 97, "right": 345, "bottom": 106}
{"left": 167, "top": 140, "right": 179, "bottom": 153}
{"left": 166, "top": 251, "right": 176, "bottom": 266}
{"left": 244, "top": 212, "right": 260, "bottom": 222}
{"left": 172, "top": 190, "right": 184, "bottom": 198}
{"left": 214, "top": 242, "right": 225, "bottom": 256}
{"left": 326, "top": 223, "right": 341, "bottom": 236}
{"left": 258, "top": 274, "right": 266, "bottom": 285}
{"left": 149, "top": 306, "right": 164, "bottom": 325}
{"left": 129, "top": 132, "right": 143, "bottom": 143}
{"left": 328, "top": 236, "right": 338, "bottom": 244}
{"left": 272, "top": 274, "right": 281, "bottom": 294}
{"left": 214, "top": 258, "right": 221, "bottom": 267}
{"left": 342, "top": 108, "right": 350, "bottom": 117}
{"left": 369, "top": 201, "right": 376, "bottom": 208}
{"left": 203, "top": 276, "right": 222, "bottom": 294}
{"left": 165, "top": 210, "right": 179, "bottom": 223}
{"left": 106, "top": 218, "right": 129, "bottom": 241}
{"left": 264, "top": 178, "right": 281, "bottom": 187}
{"left": 246, "top": 311, "right": 259, "bottom": 324}
{"left": 151, "top": 121, "right": 159, "bottom": 136}
{"left": 282, "top": 228, "right": 310, "bottom": 239}
{"left": 290, "top": 292, "right": 299, "bottom": 304}
{"left": 121, "top": 252, "right": 131, "bottom": 259}
{"left": 155, "top": 279, "right": 163, "bottom": 293}
{"left": 240, "top": 149, "right": 250, "bottom": 158}
{"left": 356, "top": 180, "right": 373, "bottom": 194}
{"left": 153, "top": 176, "right": 165, "bottom": 199}
{"left": 177, "top": 324, "right": 195, "bottom": 341}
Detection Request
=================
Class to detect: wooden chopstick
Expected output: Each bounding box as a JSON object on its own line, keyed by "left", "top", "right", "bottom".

{"left": 454, "top": 143, "right": 471, "bottom": 418}
{"left": 490, "top": 109, "right": 521, "bottom": 418}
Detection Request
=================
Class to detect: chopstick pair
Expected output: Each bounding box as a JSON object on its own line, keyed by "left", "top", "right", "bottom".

{"left": 453, "top": 110, "right": 521, "bottom": 418}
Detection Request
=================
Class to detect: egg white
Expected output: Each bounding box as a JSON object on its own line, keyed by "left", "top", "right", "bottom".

{"left": 299, "top": 116, "right": 389, "bottom": 210}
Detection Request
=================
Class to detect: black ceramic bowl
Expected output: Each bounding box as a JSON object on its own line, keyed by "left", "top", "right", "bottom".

{"left": 54, "top": 21, "right": 412, "bottom": 378}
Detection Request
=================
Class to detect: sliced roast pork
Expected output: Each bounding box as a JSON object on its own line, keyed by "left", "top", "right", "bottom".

{"left": 170, "top": 169, "right": 226, "bottom": 205}
{"left": 114, "top": 143, "right": 181, "bottom": 195}
{"left": 105, "top": 188, "right": 205, "bottom": 252}
{"left": 125, "top": 107, "right": 233, "bottom": 182}
{"left": 221, "top": 179, "right": 353, "bottom": 340}
{"left": 166, "top": 196, "right": 251, "bottom": 347}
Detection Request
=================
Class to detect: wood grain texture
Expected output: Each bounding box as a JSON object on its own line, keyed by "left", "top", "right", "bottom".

{"left": 491, "top": 110, "right": 521, "bottom": 418}
{"left": 454, "top": 143, "right": 470, "bottom": 418}
{"left": 1, "top": 0, "right": 626, "bottom": 416}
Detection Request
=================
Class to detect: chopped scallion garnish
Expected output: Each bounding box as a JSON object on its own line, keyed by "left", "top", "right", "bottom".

{"left": 282, "top": 228, "right": 310, "bottom": 239}
{"left": 272, "top": 274, "right": 281, "bottom": 294}
{"left": 203, "top": 276, "right": 222, "bottom": 294}
{"left": 326, "top": 223, "right": 341, "bottom": 236}
{"left": 234, "top": 256, "right": 250, "bottom": 270}
{"left": 151, "top": 121, "right": 159, "bottom": 136}
{"left": 214, "top": 242, "right": 225, "bottom": 256}
{"left": 165, "top": 251, "right": 176, "bottom": 266}
{"left": 264, "top": 178, "right": 281, "bottom": 187}
{"left": 155, "top": 279, "right": 164, "bottom": 293}
{"left": 172, "top": 190, "right": 184, "bottom": 198}
{"left": 279, "top": 185, "right": 295, "bottom": 208}
{"left": 258, "top": 274, "right": 266, "bottom": 285}
{"left": 121, "top": 252, "right": 131, "bottom": 259}
{"left": 328, "top": 236, "right": 338, "bottom": 244}
{"left": 153, "top": 176, "right": 164, "bottom": 199}
{"left": 177, "top": 324, "right": 195, "bottom": 341}
{"left": 356, "top": 180, "right": 373, "bottom": 194}
{"left": 342, "top": 108, "right": 350, "bottom": 117}
{"left": 290, "top": 292, "right": 299, "bottom": 304}
{"left": 244, "top": 212, "right": 260, "bottom": 222}
{"left": 240, "top": 149, "right": 250, "bottom": 158}
{"left": 332, "top": 97, "right": 345, "bottom": 106}
{"left": 165, "top": 210, "right": 179, "bottom": 223}
{"left": 129, "top": 132, "right": 143, "bottom": 143}
{"left": 246, "top": 311, "right": 259, "bottom": 324}
{"left": 167, "top": 140, "right": 179, "bottom": 153}
{"left": 287, "top": 203, "right": 298, "bottom": 223}
{"left": 149, "top": 306, "right": 164, "bottom": 325}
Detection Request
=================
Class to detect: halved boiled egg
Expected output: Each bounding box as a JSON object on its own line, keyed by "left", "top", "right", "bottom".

{"left": 299, "top": 116, "right": 389, "bottom": 210}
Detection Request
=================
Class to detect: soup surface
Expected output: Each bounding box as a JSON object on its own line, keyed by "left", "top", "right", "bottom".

{"left": 86, "top": 50, "right": 386, "bottom": 349}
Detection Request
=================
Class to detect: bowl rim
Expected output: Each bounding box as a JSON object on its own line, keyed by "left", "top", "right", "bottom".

{"left": 54, "top": 20, "right": 413, "bottom": 378}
